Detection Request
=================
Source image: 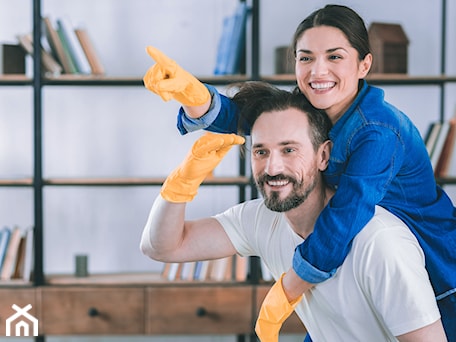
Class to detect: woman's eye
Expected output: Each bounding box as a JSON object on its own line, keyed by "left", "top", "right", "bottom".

{"left": 296, "top": 55, "right": 311, "bottom": 62}
{"left": 329, "top": 55, "right": 342, "bottom": 60}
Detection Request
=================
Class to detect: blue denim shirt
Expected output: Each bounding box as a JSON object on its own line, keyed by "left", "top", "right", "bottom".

{"left": 177, "top": 81, "right": 456, "bottom": 300}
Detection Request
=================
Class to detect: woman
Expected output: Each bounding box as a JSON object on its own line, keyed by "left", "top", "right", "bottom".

{"left": 143, "top": 5, "right": 455, "bottom": 341}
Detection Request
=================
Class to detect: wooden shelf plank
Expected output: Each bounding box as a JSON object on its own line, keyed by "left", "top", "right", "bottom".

{"left": 43, "top": 176, "right": 251, "bottom": 186}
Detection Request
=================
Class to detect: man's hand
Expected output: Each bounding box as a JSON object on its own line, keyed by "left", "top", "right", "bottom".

{"left": 255, "top": 273, "right": 303, "bottom": 342}
{"left": 161, "top": 132, "right": 245, "bottom": 202}
{"left": 143, "top": 46, "right": 210, "bottom": 107}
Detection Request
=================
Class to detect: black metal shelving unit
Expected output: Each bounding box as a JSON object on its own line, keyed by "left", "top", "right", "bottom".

{"left": 0, "top": 0, "right": 453, "bottom": 340}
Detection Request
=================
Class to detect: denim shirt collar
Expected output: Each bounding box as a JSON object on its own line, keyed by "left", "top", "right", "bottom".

{"left": 329, "top": 79, "right": 369, "bottom": 140}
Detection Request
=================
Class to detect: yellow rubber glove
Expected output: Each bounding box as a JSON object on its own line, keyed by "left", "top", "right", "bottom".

{"left": 143, "top": 46, "right": 211, "bottom": 107}
{"left": 255, "top": 273, "right": 303, "bottom": 342}
{"left": 161, "top": 132, "right": 245, "bottom": 203}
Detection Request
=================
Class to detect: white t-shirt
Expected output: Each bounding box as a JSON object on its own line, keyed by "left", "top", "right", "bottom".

{"left": 215, "top": 199, "right": 440, "bottom": 341}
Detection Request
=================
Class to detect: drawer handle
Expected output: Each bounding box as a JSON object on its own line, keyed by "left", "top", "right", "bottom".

{"left": 87, "top": 307, "right": 99, "bottom": 317}
{"left": 195, "top": 307, "right": 207, "bottom": 317}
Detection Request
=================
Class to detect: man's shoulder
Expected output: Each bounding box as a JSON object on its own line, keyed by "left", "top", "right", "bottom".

{"left": 354, "top": 206, "right": 417, "bottom": 248}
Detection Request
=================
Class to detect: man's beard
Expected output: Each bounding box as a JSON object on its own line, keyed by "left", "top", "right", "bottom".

{"left": 256, "top": 174, "right": 317, "bottom": 212}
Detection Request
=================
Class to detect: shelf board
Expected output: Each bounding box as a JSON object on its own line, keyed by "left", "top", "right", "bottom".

{"left": 46, "top": 272, "right": 245, "bottom": 286}
{"left": 262, "top": 73, "right": 456, "bottom": 86}
{"left": 42, "top": 74, "right": 250, "bottom": 86}
{"left": 3, "top": 74, "right": 456, "bottom": 87}
{"left": 43, "top": 176, "right": 251, "bottom": 186}
{"left": 0, "top": 178, "right": 34, "bottom": 186}
{"left": 0, "top": 74, "right": 32, "bottom": 85}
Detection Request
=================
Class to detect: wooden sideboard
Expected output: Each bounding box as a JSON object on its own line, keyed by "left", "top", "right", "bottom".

{"left": 0, "top": 274, "right": 307, "bottom": 338}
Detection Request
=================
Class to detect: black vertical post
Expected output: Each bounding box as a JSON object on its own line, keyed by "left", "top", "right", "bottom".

{"left": 439, "top": 0, "right": 446, "bottom": 122}
{"left": 250, "top": 0, "right": 260, "bottom": 81}
{"left": 32, "top": 0, "right": 44, "bottom": 288}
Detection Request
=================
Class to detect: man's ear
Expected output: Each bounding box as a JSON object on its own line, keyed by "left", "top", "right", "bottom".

{"left": 318, "top": 140, "right": 332, "bottom": 171}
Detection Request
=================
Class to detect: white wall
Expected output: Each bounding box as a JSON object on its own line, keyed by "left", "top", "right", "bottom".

{"left": 0, "top": 0, "right": 455, "bottom": 341}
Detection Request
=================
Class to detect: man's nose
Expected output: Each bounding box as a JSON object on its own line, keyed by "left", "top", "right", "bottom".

{"left": 264, "top": 152, "right": 285, "bottom": 176}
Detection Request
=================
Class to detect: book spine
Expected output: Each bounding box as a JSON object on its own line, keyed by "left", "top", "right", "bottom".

{"left": 57, "top": 17, "right": 92, "bottom": 74}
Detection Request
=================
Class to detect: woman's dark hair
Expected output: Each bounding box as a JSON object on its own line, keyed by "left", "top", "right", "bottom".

{"left": 229, "top": 81, "right": 332, "bottom": 151}
{"left": 292, "top": 4, "right": 371, "bottom": 61}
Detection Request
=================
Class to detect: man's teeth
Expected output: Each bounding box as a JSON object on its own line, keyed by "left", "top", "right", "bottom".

{"left": 311, "top": 82, "right": 335, "bottom": 90}
{"left": 268, "top": 180, "right": 289, "bottom": 186}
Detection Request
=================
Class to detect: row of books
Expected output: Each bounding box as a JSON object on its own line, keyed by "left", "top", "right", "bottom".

{"left": 424, "top": 115, "right": 456, "bottom": 177}
{"left": 161, "top": 255, "right": 248, "bottom": 282}
{"left": 161, "top": 255, "right": 275, "bottom": 283}
{"left": 0, "top": 225, "right": 34, "bottom": 282}
{"left": 213, "top": 2, "right": 249, "bottom": 75}
{"left": 16, "top": 16, "right": 105, "bottom": 77}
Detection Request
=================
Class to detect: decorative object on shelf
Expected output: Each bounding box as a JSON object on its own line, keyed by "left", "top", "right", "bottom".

{"left": 368, "top": 22, "right": 409, "bottom": 74}
{"left": 0, "top": 44, "right": 26, "bottom": 74}
{"left": 274, "top": 46, "right": 294, "bottom": 74}
{"left": 75, "top": 254, "right": 89, "bottom": 277}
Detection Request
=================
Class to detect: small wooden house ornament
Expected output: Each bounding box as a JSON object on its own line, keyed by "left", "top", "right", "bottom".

{"left": 368, "top": 22, "right": 409, "bottom": 74}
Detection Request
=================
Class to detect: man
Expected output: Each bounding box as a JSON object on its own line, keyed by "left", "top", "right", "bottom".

{"left": 140, "top": 82, "right": 447, "bottom": 341}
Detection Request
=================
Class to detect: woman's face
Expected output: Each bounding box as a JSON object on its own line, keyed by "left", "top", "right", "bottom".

{"left": 295, "top": 25, "right": 372, "bottom": 123}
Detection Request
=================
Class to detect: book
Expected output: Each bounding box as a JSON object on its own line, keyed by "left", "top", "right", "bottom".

{"left": 425, "top": 122, "right": 442, "bottom": 157}
{"left": 20, "top": 226, "right": 34, "bottom": 281}
{"left": 75, "top": 28, "right": 105, "bottom": 75}
{"left": 435, "top": 118, "right": 456, "bottom": 177}
{"left": 214, "top": 15, "right": 236, "bottom": 75}
{"left": 430, "top": 121, "right": 450, "bottom": 171}
{"left": 0, "top": 226, "right": 22, "bottom": 280}
{"left": 57, "top": 17, "right": 92, "bottom": 74}
{"left": 167, "top": 262, "right": 182, "bottom": 281}
{"left": 0, "top": 226, "right": 12, "bottom": 270}
{"left": 195, "top": 260, "right": 212, "bottom": 281}
{"left": 12, "top": 233, "right": 27, "bottom": 279}
{"left": 16, "top": 33, "right": 63, "bottom": 76}
{"left": 209, "top": 256, "right": 231, "bottom": 281}
{"left": 43, "top": 16, "right": 75, "bottom": 74}
{"left": 0, "top": 44, "right": 26, "bottom": 74}
{"left": 180, "top": 261, "right": 196, "bottom": 280}
{"left": 260, "top": 259, "right": 273, "bottom": 282}
{"left": 213, "top": 2, "right": 248, "bottom": 75}
{"left": 56, "top": 27, "right": 78, "bottom": 73}
{"left": 224, "top": 2, "right": 248, "bottom": 74}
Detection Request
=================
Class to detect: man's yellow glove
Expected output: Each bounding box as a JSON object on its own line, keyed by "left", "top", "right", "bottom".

{"left": 143, "top": 46, "right": 211, "bottom": 107}
{"left": 255, "top": 273, "right": 303, "bottom": 342}
{"left": 161, "top": 132, "right": 245, "bottom": 203}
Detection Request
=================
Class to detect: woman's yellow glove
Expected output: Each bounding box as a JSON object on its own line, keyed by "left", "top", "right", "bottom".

{"left": 143, "top": 46, "right": 211, "bottom": 107}
{"left": 161, "top": 132, "right": 245, "bottom": 203}
{"left": 255, "top": 273, "right": 302, "bottom": 342}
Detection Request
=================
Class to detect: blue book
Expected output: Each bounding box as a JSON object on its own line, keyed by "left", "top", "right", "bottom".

{"left": 225, "top": 2, "right": 248, "bottom": 75}
{"left": 0, "top": 226, "right": 12, "bottom": 271}
{"left": 214, "top": 15, "right": 236, "bottom": 75}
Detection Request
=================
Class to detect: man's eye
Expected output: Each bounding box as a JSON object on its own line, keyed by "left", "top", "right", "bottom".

{"left": 254, "top": 150, "right": 266, "bottom": 156}
{"left": 284, "top": 148, "right": 294, "bottom": 154}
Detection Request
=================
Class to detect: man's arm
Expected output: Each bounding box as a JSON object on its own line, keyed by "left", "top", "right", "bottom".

{"left": 140, "top": 132, "right": 245, "bottom": 263}
{"left": 140, "top": 195, "right": 237, "bottom": 263}
{"left": 397, "top": 319, "right": 447, "bottom": 342}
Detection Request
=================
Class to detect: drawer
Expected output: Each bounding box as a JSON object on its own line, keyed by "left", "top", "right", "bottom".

{"left": 146, "top": 285, "right": 252, "bottom": 334}
{"left": 256, "top": 285, "right": 307, "bottom": 334}
{"left": 0, "top": 288, "right": 38, "bottom": 336}
{"left": 40, "top": 287, "right": 145, "bottom": 335}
